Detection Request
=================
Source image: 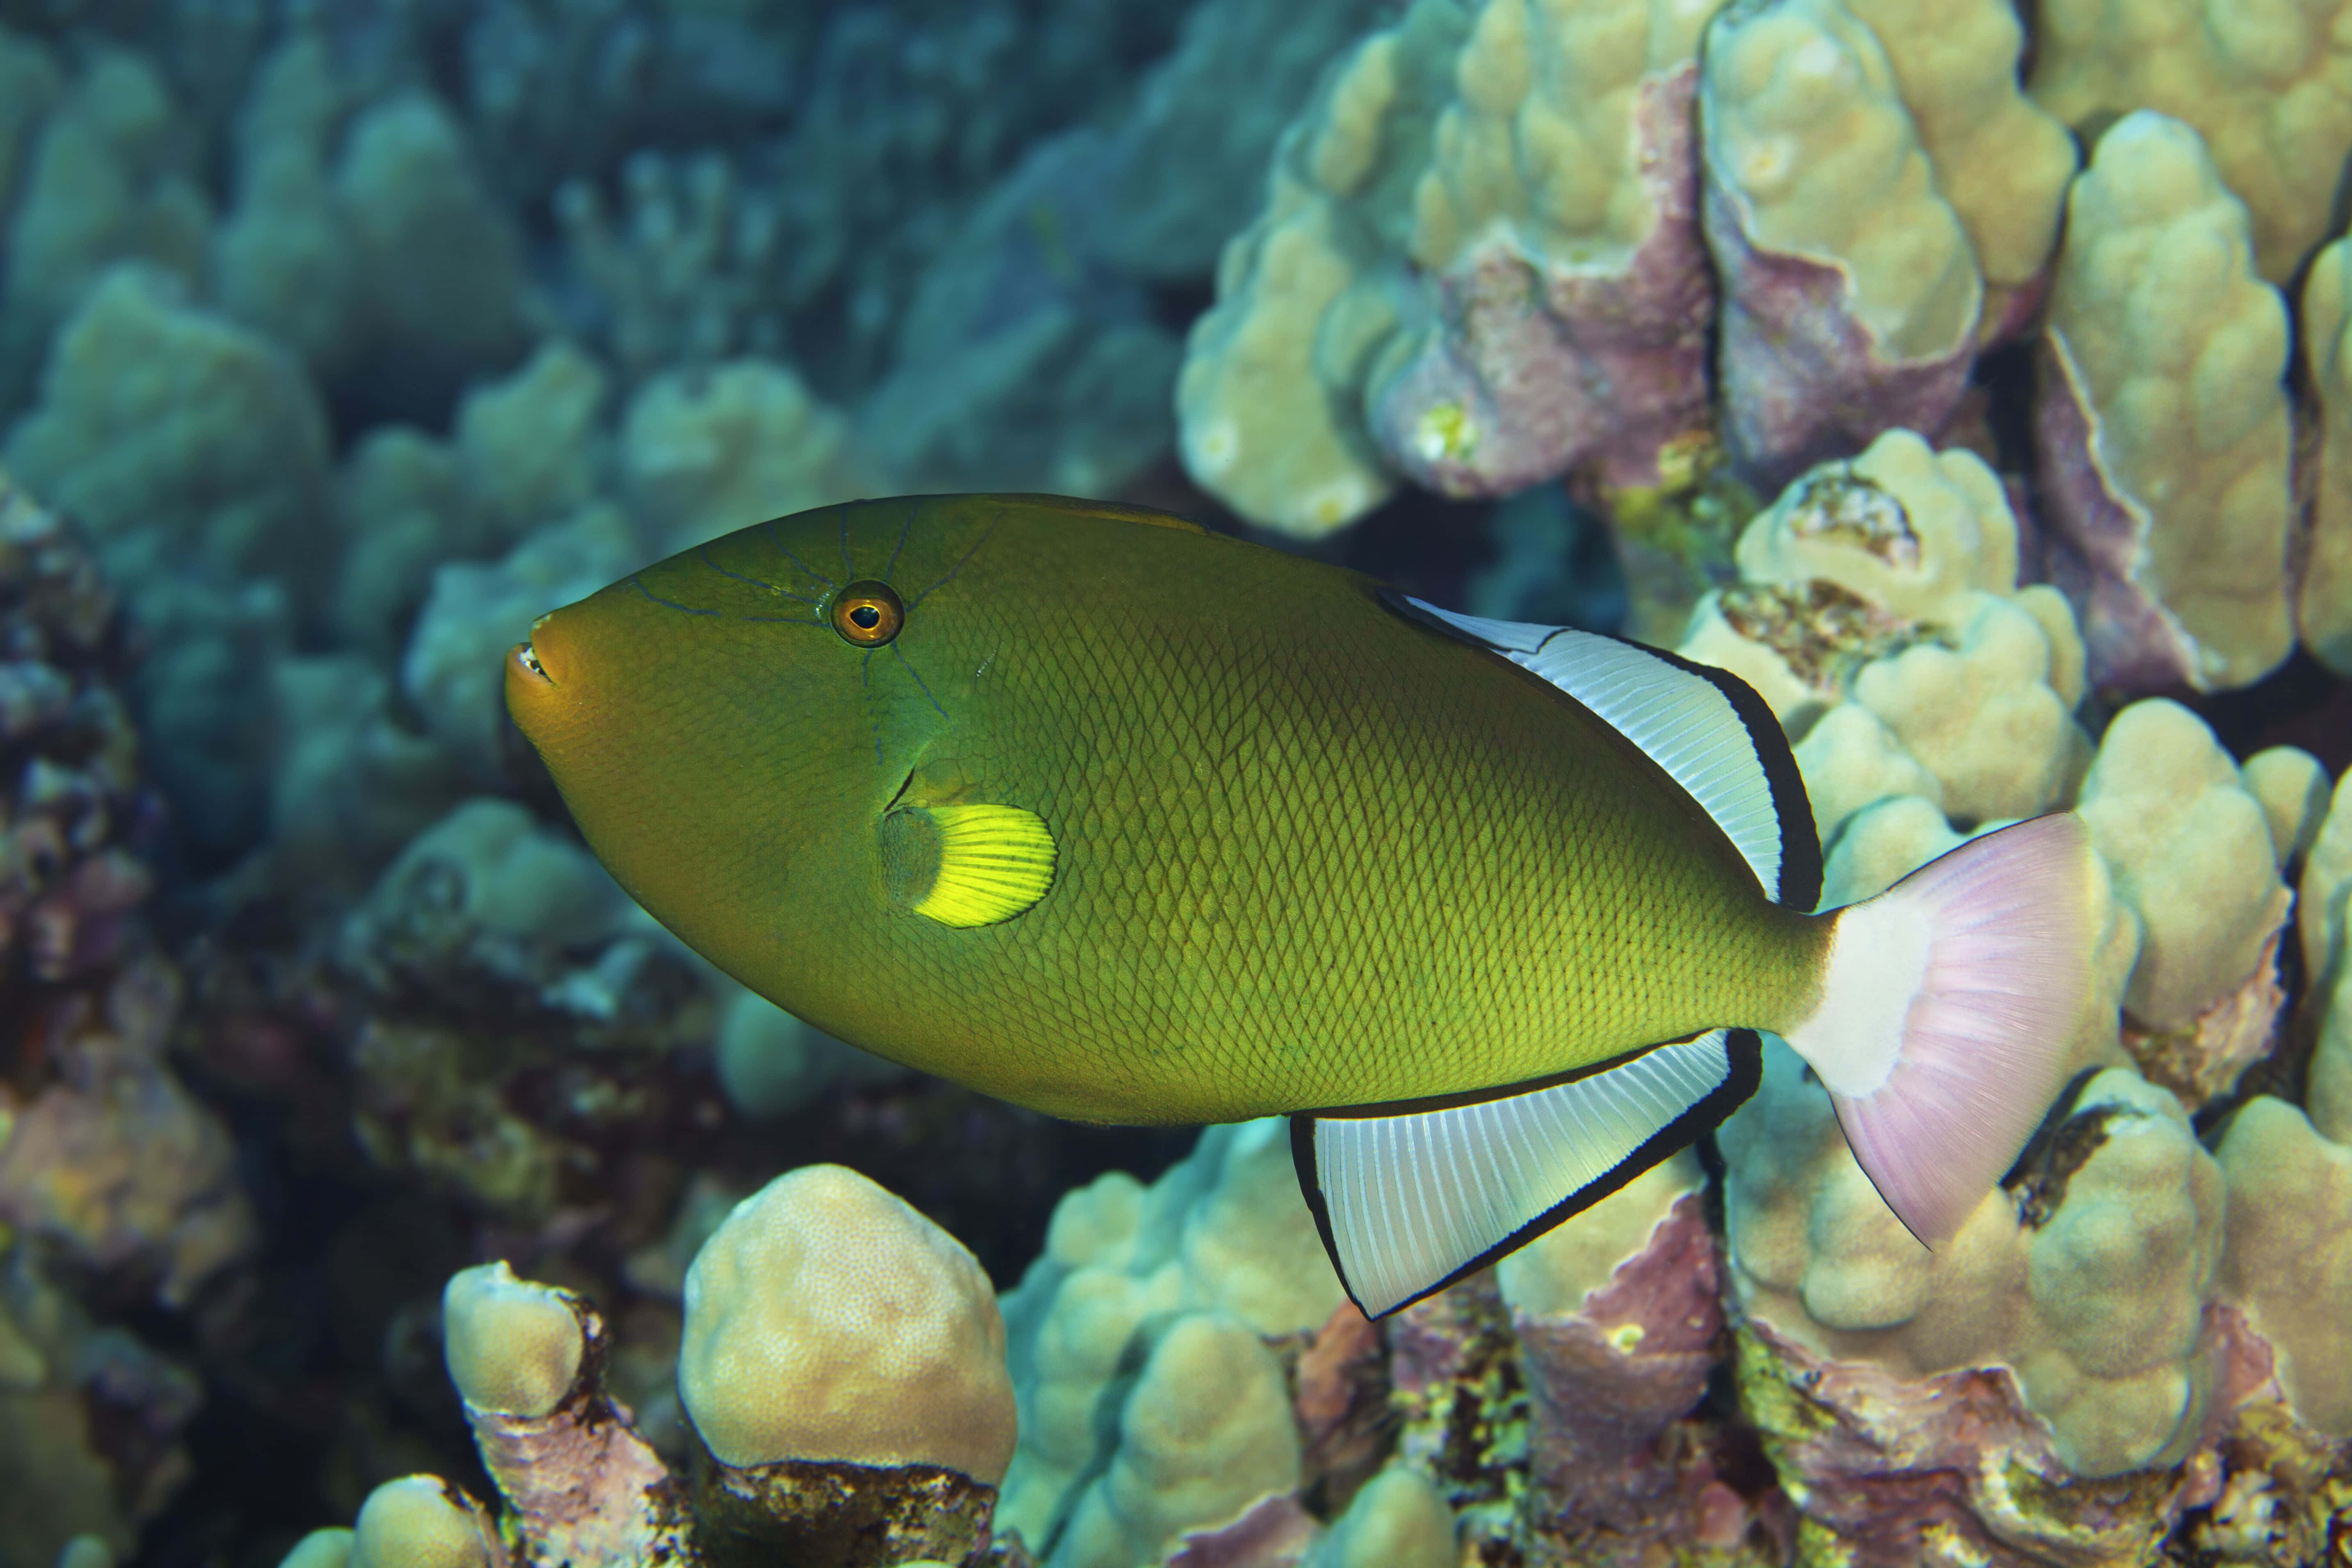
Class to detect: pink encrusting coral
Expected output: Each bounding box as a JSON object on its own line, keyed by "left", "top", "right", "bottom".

{"left": 440, "top": 1263, "right": 691, "bottom": 1567}
{"left": 1505, "top": 1166, "right": 1784, "bottom": 1563}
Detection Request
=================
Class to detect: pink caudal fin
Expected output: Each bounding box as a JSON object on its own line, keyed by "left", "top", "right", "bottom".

{"left": 1781, "top": 813, "right": 2095, "bottom": 1245}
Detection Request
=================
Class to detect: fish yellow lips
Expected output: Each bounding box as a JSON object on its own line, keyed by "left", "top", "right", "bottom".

{"left": 504, "top": 611, "right": 576, "bottom": 741}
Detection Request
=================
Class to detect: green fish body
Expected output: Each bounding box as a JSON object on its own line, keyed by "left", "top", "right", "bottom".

{"left": 509, "top": 495, "right": 2093, "bottom": 1313}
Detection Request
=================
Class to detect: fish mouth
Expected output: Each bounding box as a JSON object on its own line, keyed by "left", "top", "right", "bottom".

{"left": 508, "top": 611, "right": 565, "bottom": 689}
{"left": 504, "top": 611, "right": 571, "bottom": 741}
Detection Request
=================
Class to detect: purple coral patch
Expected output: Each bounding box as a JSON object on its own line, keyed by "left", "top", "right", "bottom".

{"left": 1705, "top": 186, "right": 1974, "bottom": 493}
{"left": 1367, "top": 66, "right": 1716, "bottom": 499}
{"left": 1517, "top": 1193, "right": 1784, "bottom": 1561}
{"left": 2031, "top": 328, "right": 2202, "bottom": 693}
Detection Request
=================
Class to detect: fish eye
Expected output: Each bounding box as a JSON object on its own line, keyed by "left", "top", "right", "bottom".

{"left": 830, "top": 580, "right": 905, "bottom": 646}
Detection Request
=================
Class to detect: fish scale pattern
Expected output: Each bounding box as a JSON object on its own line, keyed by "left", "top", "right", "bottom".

{"left": 543, "top": 495, "right": 1828, "bottom": 1125}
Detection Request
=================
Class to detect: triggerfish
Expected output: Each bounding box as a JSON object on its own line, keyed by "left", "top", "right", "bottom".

{"left": 506, "top": 495, "right": 2093, "bottom": 1316}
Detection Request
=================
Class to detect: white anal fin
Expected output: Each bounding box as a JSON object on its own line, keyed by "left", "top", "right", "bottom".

{"left": 1292, "top": 1029, "right": 1763, "bottom": 1318}
{"left": 1385, "top": 591, "right": 1821, "bottom": 912}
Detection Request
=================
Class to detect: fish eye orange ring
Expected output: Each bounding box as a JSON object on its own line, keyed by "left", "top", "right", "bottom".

{"left": 830, "top": 580, "right": 905, "bottom": 646}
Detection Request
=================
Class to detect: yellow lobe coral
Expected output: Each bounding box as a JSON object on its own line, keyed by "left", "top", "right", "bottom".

{"left": 1733, "top": 428, "right": 2020, "bottom": 627}
{"left": 1836, "top": 0, "right": 2075, "bottom": 334}
{"left": 678, "top": 1163, "right": 1016, "bottom": 1482}
{"left": 2302, "top": 237, "right": 2352, "bottom": 677}
{"left": 1178, "top": 0, "right": 1724, "bottom": 531}
{"left": 1407, "top": 0, "right": 1718, "bottom": 274}
{"left": 1174, "top": 8, "right": 1448, "bottom": 537}
{"left": 347, "top": 1477, "right": 498, "bottom": 1568}
{"left": 2037, "top": 112, "right": 2295, "bottom": 691}
{"left": 1701, "top": 0, "right": 1979, "bottom": 363}
{"left": 2029, "top": 0, "right": 2352, "bottom": 284}
{"left": 440, "top": 1260, "right": 584, "bottom": 1420}
{"left": 1048, "top": 1313, "right": 1302, "bottom": 1568}
{"left": 2074, "top": 700, "right": 2292, "bottom": 1032}
{"left": 2217, "top": 1096, "right": 2352, "bottom": 1437}
{"left": 1723, "top": 1056, "right": 2228, "bottom": 1484}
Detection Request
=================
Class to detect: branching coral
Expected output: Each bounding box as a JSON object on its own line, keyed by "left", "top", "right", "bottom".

{"left": 0, "top": 39, "right": 210, "bottom": 421}
{"left": 552, "top": 150, "right": 807, "bottom": 383}
{"left": 622, "top": 360, "right": 878, "bottom": 554}
{"left": 211, "top": 31, "right": 528, "bottom": 407}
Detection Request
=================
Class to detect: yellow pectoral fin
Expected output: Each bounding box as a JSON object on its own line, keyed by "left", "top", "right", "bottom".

{"left": 882, "top": 802, "right": 1057, "bottom": 928}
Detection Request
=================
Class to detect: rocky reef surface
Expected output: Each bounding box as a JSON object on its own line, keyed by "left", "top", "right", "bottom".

{"left": 0, "top": 0, "right": 2347, "bottom": 1565}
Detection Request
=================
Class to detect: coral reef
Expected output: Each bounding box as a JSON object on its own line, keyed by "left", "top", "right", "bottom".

{"left": 2025, "top": 0, "right": 2352, "bottom": 287}
{"left": 0, "top": 3, "right": 2346, "bottom": 1563}
{"left": 1176, "top": 0, "right": 1720, "bottom": 536}
{"left": 1681, "top": 433, "right": 2352, "bottom": 1562}
{"left": 2305, "top": 237, "right": 2352, "bottom": 680}
{"left": 0, "top": 469, "right": 244, "bottom": 1566}
{"left": 277, "top": 1167, "right": 1016, "bottom": 1568}
{"left": 995, "top": 1120, "right": 1345, "bottom": 1562}
{"left": 1174, "top": 0, "right": 2341, "bottom": 697}
{"left": 2033, "top": 112, "right": 2296, "bottom": 694}
{"left": 1699, "top": 0, "right": 2068, "bottom": 486}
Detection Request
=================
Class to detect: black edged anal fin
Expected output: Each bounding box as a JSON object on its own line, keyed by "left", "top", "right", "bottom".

{"left": 1381, "top": 590, "right": 1821, "bottom": 913}
{"left": 1291, "top": 1029, "right": 1762, "bottom": 1318}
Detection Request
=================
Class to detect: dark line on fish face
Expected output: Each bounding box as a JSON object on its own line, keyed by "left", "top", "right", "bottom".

{"left": 862, "top": 647, "right": 883, "bottom": 764}
{"left": 632, "top": 575, "right": 720, "bottom": 616}
{"left": 884, "top": 507, "right": 914, "bottom": 583}
{"left": 907, "top": 517, "right": 1000, "bottom": 612}
{"left": 890, "top": 642, "right": 948, "bottom": 719}
{"left": 743, "top": 613, "right": 823, "bottom": 626}
{"left": 765, "top": 522, "right": 836, "bottom": 591}
{"left": 841, "top": 511, "right": 855, "bottom": 581}
{"left": 700, "top": 546, "right": 819, "bottom": 604}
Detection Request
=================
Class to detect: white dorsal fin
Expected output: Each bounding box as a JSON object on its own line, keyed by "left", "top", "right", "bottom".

{"left": 1291, "top": 1030, "right": 1762, "bottom": 1317}
{"left": 1392, "top": 594, "right": 1821, "bottom": 911}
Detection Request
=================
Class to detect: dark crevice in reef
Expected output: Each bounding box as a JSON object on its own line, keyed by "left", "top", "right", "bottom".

{"left": 2010, "top": 1096, "right": 2127, "bottom": 1231}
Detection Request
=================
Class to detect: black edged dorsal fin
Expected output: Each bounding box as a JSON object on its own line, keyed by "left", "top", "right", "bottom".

{"left": 1383, "top": 591, "right": 1821, "bottom": 912}
{"left": 1291, "top": 1030, "right": 1763, "bottom": 1318}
